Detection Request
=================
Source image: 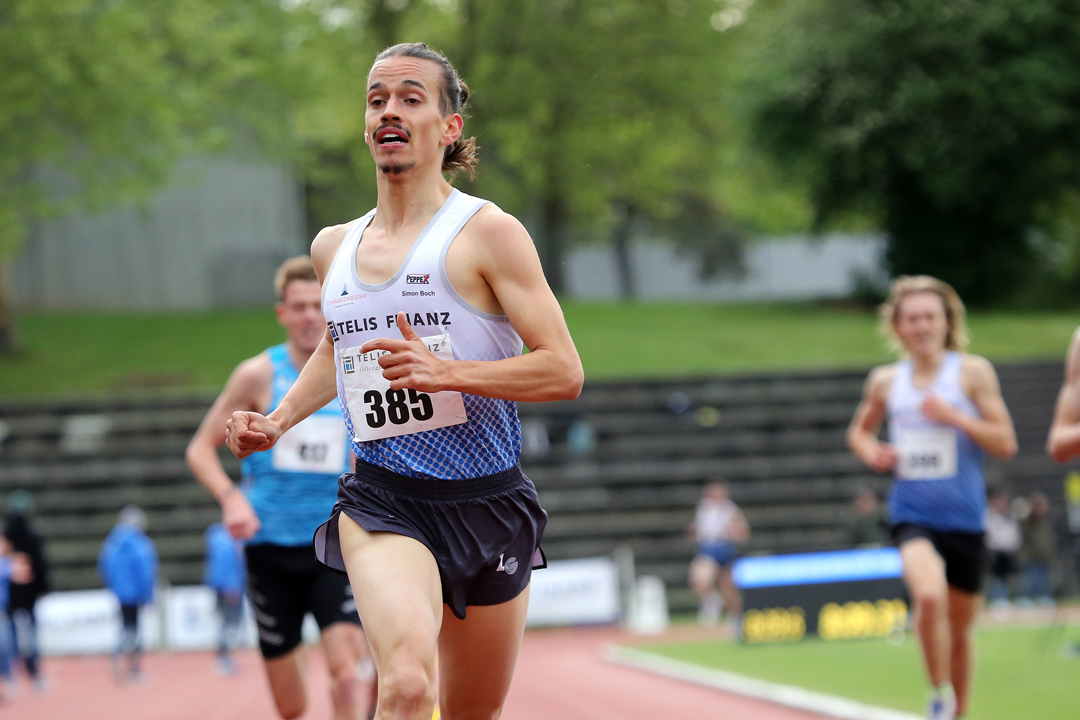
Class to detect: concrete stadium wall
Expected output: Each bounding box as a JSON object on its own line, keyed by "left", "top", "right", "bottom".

{"left": 15, "top": 156, "right": 307, "bottom": 310}
{"left": 565, "top": 234, "right": 887, "bottom": 301}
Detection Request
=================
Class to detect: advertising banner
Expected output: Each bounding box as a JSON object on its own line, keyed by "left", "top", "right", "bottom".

{"left": 733, "top": 548, "right": 908, "bottom": 644}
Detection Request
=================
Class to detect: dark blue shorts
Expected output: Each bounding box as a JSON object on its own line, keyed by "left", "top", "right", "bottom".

{"left": 314, "top": 459, "right": 547, "bottom": 620}
{"left": 697, "top": 541, "right": 738, "bottom": 568}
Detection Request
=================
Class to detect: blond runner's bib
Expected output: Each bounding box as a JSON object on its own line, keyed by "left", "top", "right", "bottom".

{"left": 338, "top": 333, "right": 468, "bottom": 442}
{"left": 895, "top": 426, "right": 958, "bottom": 481}
{"left": 271, "top": 414, "right": 349, "bottom": 475}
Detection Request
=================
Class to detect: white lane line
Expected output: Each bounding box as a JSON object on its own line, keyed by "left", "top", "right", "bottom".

{"left": 604, "top": 645, "right": 923, "bottom": 720}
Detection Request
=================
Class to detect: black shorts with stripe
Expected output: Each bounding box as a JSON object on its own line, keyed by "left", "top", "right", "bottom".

{"left": 245, "top": 544, "right": 360, "bottom": 659}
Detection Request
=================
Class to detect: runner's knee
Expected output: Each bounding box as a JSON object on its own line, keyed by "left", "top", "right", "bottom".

{"left": 914, "top": 587, "right": 946, "bottom": 615}
{"left": 379, "top": 663, "right": 437, "bottom": 716}
{"left": 328, "top": 657, "right": 359, "bottom": 706}
{"left": 440, "top": 698, "right": 503, "bottom": 720}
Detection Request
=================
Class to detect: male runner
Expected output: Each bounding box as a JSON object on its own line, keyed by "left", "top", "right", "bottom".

{"left": 187, "top": 256, "right": 372, "bottom": 720}
{"left": 226, "top": 43, "right": 583, "bottom": 720}
{"left": 847, "top": 276, "right": 1017, "bottom": 720}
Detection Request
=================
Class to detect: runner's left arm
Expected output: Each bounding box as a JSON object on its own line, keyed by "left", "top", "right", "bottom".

{"left": 227, "top": 225, "right": 348, "bottom": 459}
{"left": 923, "top": 356, "right": 1017, "bottom": 459}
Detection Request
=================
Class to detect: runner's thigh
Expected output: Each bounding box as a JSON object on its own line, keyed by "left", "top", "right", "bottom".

{"left": 437, "top": 586, "right": 531, "bottom": 720}
{"left": 336, "top": 514, "right": 443, "bottom": 671}
{"left": 245, "top": 546, "right": 311, "bottom": 659}
{"left": 308, "top": 562, "right": 361, "bottom": 631}
{"left": 899, "top": 537, "right": 948, "bottom": 600}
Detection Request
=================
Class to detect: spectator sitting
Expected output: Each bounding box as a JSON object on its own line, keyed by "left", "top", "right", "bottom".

{"left": 1019, "top": 492, "right": 1056, "bottom": 607}
{"left": 985, "top": 489, "right": 1021, "bottom": 608}
{"left": 203, "top": 523, "right": 246, "bottom": 676}
{"left": 98, "top": 506, "right": 158, "bottom": 684}
{"left": 845, "top": 486, "right": 888, "bottom": 547}
{"left": 688, "top": 480, "right": 750, "bottom": 628}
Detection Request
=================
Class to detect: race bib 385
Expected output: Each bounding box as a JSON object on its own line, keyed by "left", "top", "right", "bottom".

{"left": 338, "top": 333, "right": 468, "bottom": 442}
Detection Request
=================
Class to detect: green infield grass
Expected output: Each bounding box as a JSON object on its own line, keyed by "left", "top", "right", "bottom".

{"left": 1, "top": 302, "right": 1077, "bottom": 396}
{"left": 635, "top": 624, "right": 1080, "bottom": 720}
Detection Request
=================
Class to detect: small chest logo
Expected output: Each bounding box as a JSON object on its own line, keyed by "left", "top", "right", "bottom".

{"left": 342, "top": 355, "right": 355, "bottom": 374}
{"left": 327, "top": 320, "right": 340, "bottom": 342}
{"left": 406, "top": 274, "right": 431, "bottom": 284}
{"left": 496, "top": 553, "right": 518, "bottom": 575}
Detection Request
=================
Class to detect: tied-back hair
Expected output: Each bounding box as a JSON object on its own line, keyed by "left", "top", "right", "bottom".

{"left": 374, "top": 42, "right": 478, "bottom": 181}
{"left": 879, "top": 275, "right": 969, "bottom": 354}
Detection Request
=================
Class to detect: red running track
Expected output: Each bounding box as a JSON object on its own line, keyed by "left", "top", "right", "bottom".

{"left": 3, "top": 627, "right": 825, "bottom": 720}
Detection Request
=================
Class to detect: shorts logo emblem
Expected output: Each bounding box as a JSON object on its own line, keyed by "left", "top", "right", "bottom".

{"left": 496, "top": 553, "right": 518, "bottom": 575}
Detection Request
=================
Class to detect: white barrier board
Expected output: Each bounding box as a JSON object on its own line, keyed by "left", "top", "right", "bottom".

{"left": 525, "top": 557, "right": 621, "bottom": 627}
{"left": 38, "top": 590, "right": 162, "bottom": 655}
{"left": 38, "top": 587, "right": 260, "bottom": 656}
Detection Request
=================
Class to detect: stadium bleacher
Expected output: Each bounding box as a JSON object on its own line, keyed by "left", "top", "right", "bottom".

{"left": 0, "top": 361, "right": 1067, "bottom": 612}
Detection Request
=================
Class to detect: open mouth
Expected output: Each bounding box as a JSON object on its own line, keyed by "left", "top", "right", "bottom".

{"left": 376, "top": 126, "right": 410, "bottom": 146}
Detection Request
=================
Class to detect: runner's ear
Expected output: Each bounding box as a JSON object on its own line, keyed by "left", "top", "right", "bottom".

{"left": 396, "top": 311, "right": 421, "bottom": 342}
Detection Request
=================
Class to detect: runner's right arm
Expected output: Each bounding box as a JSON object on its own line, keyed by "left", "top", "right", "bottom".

{"left": 187, "top": 356, "right": 271, "bottom": 538}
{"left": 1048, "top": 328, "right": 1080, "bottom": 462}
{"left": 226, "top": 225, "right": 348, "bottom": 460}
{"left": 847, "top": 366, "right": 899, "bottom": 473}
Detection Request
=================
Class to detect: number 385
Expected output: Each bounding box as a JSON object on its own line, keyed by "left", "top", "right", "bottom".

{"left": 364, "top": 389, "right": 434, "bottom": 428}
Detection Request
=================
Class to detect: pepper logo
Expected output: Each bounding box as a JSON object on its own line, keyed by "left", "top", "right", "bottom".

{"left": 406, "top": 274, "right": 430, "bottom": 284}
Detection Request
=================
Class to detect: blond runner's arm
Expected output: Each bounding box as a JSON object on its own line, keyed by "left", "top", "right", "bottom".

{"left": 923, "top": 356, "right": 1017, "bottom": 460}
{"left": 1048, "top": 328, "right": 1080, "bottom": 462}
{"left": 362, "top": 209, "right": 583, "bottom": 403}
{"left": 846, "top": 366, "right": 898, "bottom": 473}
{"left": 226, "top": 225, "right": 348, "bottom": 460}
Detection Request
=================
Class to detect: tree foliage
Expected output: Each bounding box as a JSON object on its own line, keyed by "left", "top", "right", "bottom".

{"left": 0, "top": 0, "right": 303, "bottom": 256}
{"left": 743, "top": 0, "right": 1080, "bottom": 305}
{"left": 2, "top": 0, "right": 806, "bottom": 323}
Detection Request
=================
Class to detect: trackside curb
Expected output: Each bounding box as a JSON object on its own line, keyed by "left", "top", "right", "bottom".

{"left": 603, "top": 645, "right": 923, "bottom": 720}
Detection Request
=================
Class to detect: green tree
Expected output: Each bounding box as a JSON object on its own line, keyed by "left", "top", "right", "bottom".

{"left": 0, "top": 0, "right": 302, "bottom": 349}
{"left": 460, "top": 0, "right": 738, "bottom": 294}
{"left": 743, "top": 0, "right": 1080, "bottom": 305}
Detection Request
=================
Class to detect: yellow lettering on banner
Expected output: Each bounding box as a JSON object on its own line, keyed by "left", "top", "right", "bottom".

{"left": 818, "top": 599, "right": 908, "bottom": 641}
{"left": 742, "top": 607, "right": 806, "bottom": 644}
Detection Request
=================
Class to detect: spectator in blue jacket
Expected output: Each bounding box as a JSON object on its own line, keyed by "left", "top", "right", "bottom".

{"left": 204, "top": 523, "right": 245, "bottom": 675}
{"left": 0, "top": 543, "right": 13, "bottom": 701}
{"left": 98, "top": 506, "right": 157, "bottom": 683}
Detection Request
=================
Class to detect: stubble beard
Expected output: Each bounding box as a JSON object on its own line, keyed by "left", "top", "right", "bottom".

{"left": 378, "top": 161, "right": 416, "bottom": 176}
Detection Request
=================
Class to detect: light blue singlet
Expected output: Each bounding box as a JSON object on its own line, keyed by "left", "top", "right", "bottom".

{"left": 241, "top": 345, "right": 350, "bottom": 546}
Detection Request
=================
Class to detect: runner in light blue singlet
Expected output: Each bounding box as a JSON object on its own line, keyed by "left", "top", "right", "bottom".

{"left": 242, "top": 343, "right": 349, "bottom": 546}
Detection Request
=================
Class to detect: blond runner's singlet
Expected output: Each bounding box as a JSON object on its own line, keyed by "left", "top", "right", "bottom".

{"left": 321, "top": 189, "right": 523, "bottom": 480}
{"left": 886, "top": 352, "right": 986, "bottom": 533}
